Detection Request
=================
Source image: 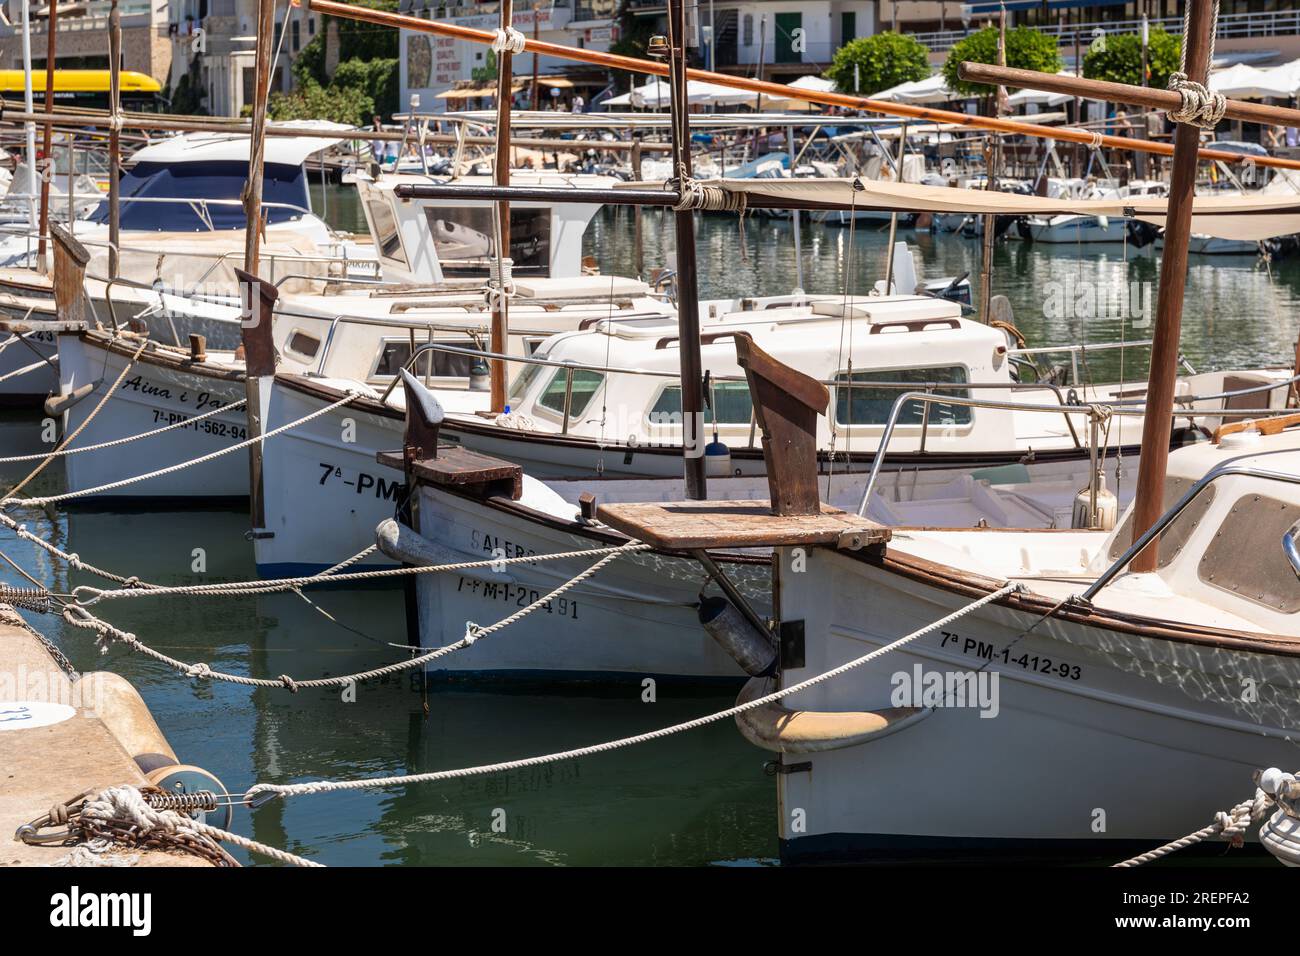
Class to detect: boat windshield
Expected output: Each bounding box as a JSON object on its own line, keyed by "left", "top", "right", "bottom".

{"left": 87, "top": 161, "right": 311, "bottom": 231}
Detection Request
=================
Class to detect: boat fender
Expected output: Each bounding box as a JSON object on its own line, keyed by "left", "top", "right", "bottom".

{"left": 1258, "top": 767, "right": 1300, "bottom": 867}
{"left": 43, "top": 380, "right": 99, "bottom": 418}
{"left": 734, "top": 676, "right": 930, "bottom": 754}
{"left": 1071, "top": 474, "right": 1118, "bottom": 531}
{"left": 375, "top": 517, "right": 513, "bottom": 583}
{"left": 71, "top": 672, "right": 233, "bottom": 828}
{"left": 704, "top": 440, "right": 732, "bottom": 477}
{"left": 698, "top": 596, "right": 775, "bottom": 676}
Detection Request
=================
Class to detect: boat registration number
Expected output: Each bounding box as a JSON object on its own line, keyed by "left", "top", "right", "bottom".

{"left": 939, "top": 630, "right": 1082, "bottom": 681}
{"left": 456, "top": 576, "right": 580, "bottom": 619}
{"left": 151, "top": 409, "right": 247, "bottom": 441}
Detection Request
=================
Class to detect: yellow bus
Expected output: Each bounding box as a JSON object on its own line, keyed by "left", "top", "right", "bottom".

{"left": 0, "top": 69, "right": 165, "bottom": 112}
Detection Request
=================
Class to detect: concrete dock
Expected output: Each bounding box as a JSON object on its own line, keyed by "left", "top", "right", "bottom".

{"left": 0, "top": 605, "right": 210, "bottom": 867}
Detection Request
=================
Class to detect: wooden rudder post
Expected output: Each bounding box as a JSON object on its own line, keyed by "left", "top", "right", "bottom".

{"left": 50, "top": 223, "right": 90, "bottom": 328}
{"left": 734, "top": 332, "right": 829, "bottom": 516}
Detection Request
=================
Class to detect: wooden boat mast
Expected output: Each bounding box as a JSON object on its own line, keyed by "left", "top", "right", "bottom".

{"left": 962, "top": 0, "right": 1239, "bottom": 571}
{"left": 490, "top": 0, "right": 514, "bottom": 414}
{"left": 107, "top": 0, "right": 121, "bottom": 278}
{"left": 664, "top": 0, "right": 707, "bottom": 499}
{"left": 35, "top": 0, "right": 58, "bottom": 271}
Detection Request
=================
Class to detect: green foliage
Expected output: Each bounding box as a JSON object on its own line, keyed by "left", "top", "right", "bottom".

{"left": 1083, "top": 27, "right": 1181, "bottom": 91}
{"left": 943, "top": 26, "right": 1063, "bottom": 97}
{"left": 167, "top": 57, "right": 207, "bottom": 116}
{"left": 286, "top": 0, "right": 398, "bottom": 119}
{"left": 266, "top": 80, "right": 376, "bottom": 127}
{"left": 824, "top": 32, "right": 930, "bottom": 95}
{"left": 609, "top": 3, "right": 655, "bottom": 60}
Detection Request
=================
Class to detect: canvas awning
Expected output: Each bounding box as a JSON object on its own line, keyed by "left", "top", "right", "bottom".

{"left": 646, "top": 177, "right": 1300, "bottom": 241}
{"left": 436, "top": 81, "right": 525, "bottom": 100}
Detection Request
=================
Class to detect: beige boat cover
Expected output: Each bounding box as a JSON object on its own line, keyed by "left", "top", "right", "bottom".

{"left": 83, "top": 230, "right": 342, "bottom": 294}
{"left": 689, "top": 178, "right": 1300, "bottom": 242}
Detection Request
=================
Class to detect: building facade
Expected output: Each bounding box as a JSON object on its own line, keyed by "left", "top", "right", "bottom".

{"left": 399, "top": 0, "right": 619, "bottom": 112}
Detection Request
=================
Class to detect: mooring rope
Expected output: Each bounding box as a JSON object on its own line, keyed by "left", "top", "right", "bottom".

{"left": 1112, "top": 788, "right": 1272, "bottom": 867}
{"left": 3, "top": 336, "right": 148, "bottom": 503}
{"left": 62, "top": 542, "right": 645, "bottom": 692}
{"left": 3, "top": 390, "right": 360, "bottom": 507}
{"left": 0, "top": 398, "right": 247, "bottom": 464}
{"left": 490, "top": 25, "right": 527, "bottom": 55}
{"left": 241, "top": 582, "right": 1020, "bottom": 802}
{"left": 67, "top": 541, "right": 649, "bottom": 604}
{"left": 81, "top": 786, "right": 321, "bottom": 867}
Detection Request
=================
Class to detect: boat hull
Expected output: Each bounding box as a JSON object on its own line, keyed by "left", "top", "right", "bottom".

{"left": 772, "top": 546, "right": 1300, "bottom": 862}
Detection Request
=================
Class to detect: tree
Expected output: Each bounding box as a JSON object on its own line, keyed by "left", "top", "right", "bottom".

{"left": 287, "top": 0, "right": 399, "bottom": 119}
{"left": 825, "top": 32, "right": 931, "bottom": 95}
{"left": 943, "top": 25, "right": 1063, "bottom": 98}
{"left": 265, "top": 82, "right": 376, "bottom": 127}
{"left": 1083, "top": 27, "right": 1181, "bottom": 91}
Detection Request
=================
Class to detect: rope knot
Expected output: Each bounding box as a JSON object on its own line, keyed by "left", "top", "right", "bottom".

{"left": 486, "top": 256, "right": 516, "bottom": 310}
{"left": 491, "top": 26, "right": 527, "bottom": 55}
{"left": 185, "top": 661, "right": 212, "bottom": 680}
{"left": 278, "top": 674, "right": 300, "bottom": 693}
{"left": 1166, "top": 72, "right": 1227, "bottom": 130}
{"left": 463, "top": 622, "right": 483, "bottom": 645}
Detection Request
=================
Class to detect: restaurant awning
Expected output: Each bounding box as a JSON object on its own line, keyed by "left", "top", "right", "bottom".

{"left": 436, "top": 81, "right": 526, "bottom": 100}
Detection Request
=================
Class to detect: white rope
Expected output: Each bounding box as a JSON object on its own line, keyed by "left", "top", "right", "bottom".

{"left": 82, "top": 785, "right": 321, "bottom": 867}
{"left": 3, "top": 391, "right": 359, "bottom": 507}
{"left": 1113, "top": 788, "right": 1272, "bottom": 867}
{"left": 491, "top": 26, "right": 527, "bottom": 55}
{"left": 0, "top": 398, "right": 247, "bottom": 464}
{"left": 0, "top": 358, "right": 49, "bottom": 384}
{"left": 242, "top": 582, "right": 1020, "bottom": 803}
{"left": 1166, "top": 0, "right": 1226, "bottom": 130}
{"left": 486, "top": 255, "right": 516, "bottom": 311}
{"left": 671, "top": 175, "right": 748, "bottom": 213}
{"left": 62, "top": 542, "right": 644, "bottom": 692}
{"left": 68, "top": 541, "right": 649, "bottom": 604}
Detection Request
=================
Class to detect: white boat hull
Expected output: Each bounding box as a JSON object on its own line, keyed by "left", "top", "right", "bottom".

{"left": 406, "top": 482, "right": 766, "bottom": 681}
{"left": 770, "top": 546, "right": 1300, "bottom": 861}
{"left": 1025, "top": 215, "right": 1127, "bottom": 244}
{"left": 58, "top": 336, "right": 250, "bottom": 499}
{"left": 0, "top": 328, "right": 57, "bottom": 404}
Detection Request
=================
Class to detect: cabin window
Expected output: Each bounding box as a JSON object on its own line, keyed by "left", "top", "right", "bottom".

{"left": 834, "top": 366, "right": 972, "bottom": 426}
{"left": 88, "top": 161, "right": 309, "bottom": 231}
{"left": 537, "top": 368, "right": 604, "bottom": 419}
{"left": 366, "top": 199, "right": 407, "bottom": 267}
{"left": 650, "top": 381, "right": 753, "bottom": 425}
{"left": 742, "top": 14, "right": 754, "bottom": 46}
{"left": 285, "top": 330, "right": 321, "bottom": 361}
{"left": 1197, "top": 493, "right": 1300, "bottom": 613}
{"left": 509, "top": 362, "right": 544, "bottom": 407}
{"left": 424, "top": 207, "right": 550, "bottom": 278}
{"left": 373, "top": 338, "right": 483, "bottom": 380}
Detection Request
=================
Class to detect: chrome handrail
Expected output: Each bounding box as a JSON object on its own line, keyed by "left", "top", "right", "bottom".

{"left": 854, "top": 391, "right": 1298, "bottom": 518}
{"left": 1082, "top": 465, "right": 1300, "bottom": 601}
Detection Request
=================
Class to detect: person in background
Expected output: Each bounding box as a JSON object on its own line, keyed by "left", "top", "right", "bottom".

{"left": 573, "top": 92, "right": 585, "bottom": 113}
{"left": 1266, "top": 124, "right": 1284, "bottom": 153}
{"left": 370, "top": 115, "right": 385, "bottom": 166}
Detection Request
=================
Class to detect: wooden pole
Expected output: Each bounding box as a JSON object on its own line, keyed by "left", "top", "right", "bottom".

{"left": 300, "top": 0, "right": 1300, "bottom": 172}
{"left": 958, "top": 61, "right": 1300, "bottom": 130}
{"left": 666, "top": 0, "right": 706, "bottom": 500}
{"left": 243, "top": 0, "right": 275, "bottom": 276}
{"left": 36, "top": 0, "right": 58, "bottom": 271}
{"left": 490, "top": 1, "right": 514, "bottom": 414}
{"left": 1129, "top": 0, "right": 1215, "bottom": 573}
{"left": 530, "top": 0, "right": 540, "bottom": 111}
{"left": 241, "top": 0, "right": 277, "bottom": 544}
{"left": 107, "top": 0, "right": 120, "bottom": 278}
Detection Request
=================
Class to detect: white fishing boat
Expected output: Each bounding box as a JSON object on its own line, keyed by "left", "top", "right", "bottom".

{"left": 44, "top": 169, "right": 677, "bottom": 507}
{"left": 0, "top": 124, "right": 369, "bottom": 405}
{"left": 727, "top": 420, "right": 1300, "bottom": 860}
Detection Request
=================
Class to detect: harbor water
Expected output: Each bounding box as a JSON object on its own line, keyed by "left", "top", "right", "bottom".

{"left": 4, "top": 188, "right": 1300, "bottom": 865}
